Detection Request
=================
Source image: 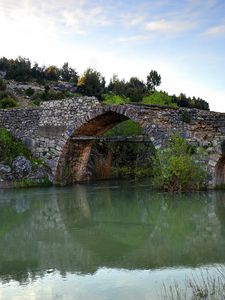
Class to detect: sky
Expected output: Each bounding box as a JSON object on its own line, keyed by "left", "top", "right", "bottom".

{"left": 0, "top": 0, "right": 225, "bottom": 112}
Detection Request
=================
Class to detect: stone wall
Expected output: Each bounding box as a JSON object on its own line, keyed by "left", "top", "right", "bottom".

{"left": 1, "top": 97, "right": 225, "bottom": 187}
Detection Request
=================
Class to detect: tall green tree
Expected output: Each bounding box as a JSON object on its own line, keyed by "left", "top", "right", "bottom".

{"left": 5, "top": 56, "right": 31, "bottom": 81}
{"left": 147, "top": 70, "right": 161, "bottom": 91}
{"left": 107, "top": 74, "right": 127, "bottom": 96}
{"left": 126, "top": 77, "right": 147, "bottom": 102}
{"left": 77, "top": 68, "right": 105, "bottom": 99}
{"left": 60, "top": 62, "right": 78, "bottom": 83}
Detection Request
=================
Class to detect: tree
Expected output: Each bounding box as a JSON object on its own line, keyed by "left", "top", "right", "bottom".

{"left": 44, "top": 65, "right": 60, "bottom": 81}
{"left": 107, "top": 74, "right": 127, "bottom": 96}
{"left": 77, "top": 68, "right": 105, "bottom": 99}
{"left": 126, "top": 77, "right": 147, "bottom": 102}
{"left": 60, "top": 62, "right": 78, "bottom": 83}
{"left": 31, "top": 62, "right": 45, "bottom": 81}
{"left": 5, "top": 56, "right": 31, "bottom": 81}
{"left": 146, "top": 70, "right": 161, "bottom": 91}
{"left": 152, "top": 135, "right": 207, "bottom": 191}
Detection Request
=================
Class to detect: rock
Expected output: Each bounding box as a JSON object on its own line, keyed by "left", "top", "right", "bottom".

{"left": 12, "top": 156, "right": 32, "bottom": 179}
{"left": 0, "top": 164, "right": 11, "bottom": 174}
{"left": 31, "top": 165, "right": 49, "bottom": 179}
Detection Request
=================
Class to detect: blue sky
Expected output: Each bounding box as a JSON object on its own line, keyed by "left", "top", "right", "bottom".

{"left": 0, "top": 0, "right": 225, "bottom": 111}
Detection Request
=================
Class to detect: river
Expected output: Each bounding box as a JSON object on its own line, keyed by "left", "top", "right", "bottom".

{"left": 0, "top": 180, "right": 225, "bottom": 299}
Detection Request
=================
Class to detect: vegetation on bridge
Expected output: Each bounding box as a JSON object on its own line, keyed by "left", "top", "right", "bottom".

{"left": 0, "top": 56, "right": 209, "bottom": 110}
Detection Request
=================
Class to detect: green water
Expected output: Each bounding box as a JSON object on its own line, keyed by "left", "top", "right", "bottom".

{"left": 0, "top": 180, "right": 225, "bottom": 299}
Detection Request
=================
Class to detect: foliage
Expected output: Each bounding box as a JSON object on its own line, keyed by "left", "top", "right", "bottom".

{"left": 60, "top": 62, "right": 78, "bottom": 83}
{"left": 162, "top": 266, "right": 225, "bottom": 300}
{"left": 173, "top": 93, "right": 209, "bottom": 110}
{"left": 111, "top": 166, "right": 151, "bottom": 179}
{"left": 0, "top": 79, "right": 6, "bottom": 91}
{"left": 105, "top": 120, "right": 143, "bottom": 136}
{"left": 0, "top": 129, "right": 29, "bottom": 163}
{"left": 143, "top": 91, "right": 178, "bottom": 108}
{"left": 44, "top": 65, "right": 60, "bottom": 81}
{"left": 5, "top": 56, "right": 31, "bottom": 82}
{"left": 180, "top": 110, "right": 191, "bottom": 123}
{"left": 25, "top": 87, "right": 35, "bottom": 97}
{"left": 0, "top": 56, "right": 210, "bottom": 110}
{"left": 103, "top": 93, "right": 130, "bottom": 105}
{"left": 0, "top": 57, "right": 78, "bottom": 84}
{"left": 0, "top": 128, "right": 41, "bottom": 165}
{"left": 31, "top": 86, "right": 65, "bottom": 105}
{"left": 147, "top": 70, "right": 161, "bottom": 91}
{"left": 152, "top": 135, "right": 207, "bottom": 191}
{"left": 77, "top": 68, "right": 105, "bottom": 99}
{"left": 107, "top": 74, "right": 127, "bottom": 96}
{"left": 0, "top": 97, "right": 18, "bottom": 109}
{"left": 12, "top": 177, "right": 51, "bottom": 188}
{"left": 126, "top": 77, "right": 147, "bottom": 102}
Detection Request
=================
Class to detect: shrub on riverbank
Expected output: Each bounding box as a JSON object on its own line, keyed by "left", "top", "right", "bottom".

{"left": 0, "top": 128, "right": 50, "bottom": 186}
{"left": 152, "top": 135, "right": 207, "bottom": 192}
{"left": 0, "top": 128, "right": 31, "bottom": 163}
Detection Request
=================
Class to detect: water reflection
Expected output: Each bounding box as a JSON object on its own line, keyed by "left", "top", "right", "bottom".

{"left": 0, "top": 182, "right": 225, "bottom": 285}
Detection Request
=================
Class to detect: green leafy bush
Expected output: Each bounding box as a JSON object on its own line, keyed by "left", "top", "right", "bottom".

{"left": 0, "top": 97, "right": 18, "bottom": 109}
{"left": 103, "top": 93, "right": 130, "bottom": 105}
{"left": 180, "top": 110, "right": 191, "bottom": 123}
{"left": 0, "top": 128, "right": 31, "bottom": 163}
{"left": 152, "top": 135, "right": 207, "bottom": 191}
{"left": 25, "top": 87, "right": 34, "bottom": 97}
{"left": 143, "top": 91, "right": 178, "bottom": 108}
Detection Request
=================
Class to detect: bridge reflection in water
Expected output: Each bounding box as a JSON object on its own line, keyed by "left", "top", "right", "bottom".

{"left": 0, "top": 182, "right": 225, "bottom": 285}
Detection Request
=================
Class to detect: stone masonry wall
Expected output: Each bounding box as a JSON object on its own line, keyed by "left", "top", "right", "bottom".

{"left": 1, "top": 97, "right": 225, "bottom": 187}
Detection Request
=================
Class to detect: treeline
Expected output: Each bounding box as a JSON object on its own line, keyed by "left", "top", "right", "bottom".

{"left": 0, "top": 56, "right": 209, "bottom": 110}
{"left": 0, "top": 56, "right": 78, "bottom": 83}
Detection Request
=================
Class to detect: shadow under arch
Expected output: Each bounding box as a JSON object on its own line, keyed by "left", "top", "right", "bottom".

{"left": 54, "top": 105, "right": 165, "bottom": 185}
{"left": 55, "top": 110, "right": 140, "bottom": 184}
{"left": 215, "top": 155, "right": 225, "bottom": 186}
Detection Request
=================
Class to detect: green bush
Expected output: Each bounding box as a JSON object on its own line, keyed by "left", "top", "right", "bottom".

{"left": 143, "top": 91, "right": 178, "bottom": 108}
{"left": 180, "top": 110, "right": 191, "bottom": 123}
{"left": 25, "top": 87, "right": 34, "bottom": 97}
{"left": 103, "top": 93, "right": 130, "bottom": 105}
{"left": 0, "top": 128, "right": 31, "bottom": 163}
{"left": 0, "top": 97, "right": 18, "bottom": 109}
{"left": 152, "top": 135, "right": 207, "bottom": 191}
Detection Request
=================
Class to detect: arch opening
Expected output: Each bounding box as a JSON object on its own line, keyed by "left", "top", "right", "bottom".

{"left": 55, "top": 110, "right": 155, "bottom": 185}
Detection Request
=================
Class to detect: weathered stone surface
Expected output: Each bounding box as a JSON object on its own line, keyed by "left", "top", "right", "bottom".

{"left": 0, "top": 164, "right": 11, "bottom": 174}
{"left": 12, "top": 156, "right": 32, "bottom": 179}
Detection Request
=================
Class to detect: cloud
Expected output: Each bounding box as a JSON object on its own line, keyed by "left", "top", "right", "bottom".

{"left": 113, "top": 35, "right": 151, "bottom": 44}
{"left": 145, "top": 19, "right": 196, "bottom": 34}
{"left": 121, "top": 13, "right": 147, "bottom": 27}
{"left": 204, "top": 22, "right": 225, "bottom": 37}
{"left": 61, "top": 5, "right": 111, "bottom": 33}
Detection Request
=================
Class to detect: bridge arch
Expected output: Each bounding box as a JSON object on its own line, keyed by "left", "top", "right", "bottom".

{"left": 54, "top": 105, "right": 168, "bottom": 184}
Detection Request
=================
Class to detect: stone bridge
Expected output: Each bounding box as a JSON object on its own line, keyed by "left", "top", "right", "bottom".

{"left": 1, "top": 96, "right": 225, "bottom": 187}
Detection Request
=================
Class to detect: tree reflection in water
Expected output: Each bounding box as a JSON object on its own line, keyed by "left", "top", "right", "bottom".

{"left": 0, "top": 182, "right": 225, "bottom": 284}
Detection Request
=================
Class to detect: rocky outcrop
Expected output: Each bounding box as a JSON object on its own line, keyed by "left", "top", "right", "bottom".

{"left": 0, "top": 156, "right": 50, "bottom": 187}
